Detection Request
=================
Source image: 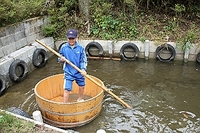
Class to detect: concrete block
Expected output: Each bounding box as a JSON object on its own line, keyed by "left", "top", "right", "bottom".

{"left": 149, "top": 41, "right": 158, "bottom": 53}
{"left": 37, "top": 18, "right": 44, "bottom": 33}
{"left": 48, "top": 43, "right": 54, "bottom": 49}
{"left": 34, "top": 26, "right": 41, "bottom": 34}
{"left": 33, "top": 37, "right": 54, "bottom": 50}
{"left": 15, "top": 38, "right": 28, "bottom": 50}
{"left": 1, "top": 34, "right": 15, "bottom": 46}
{"left": 42, "top": 37, "right": 54, "bottom": 45}
{"left": 14, "top": 23, "right": 25, "bottom": 33}
{"left": 5, "top": 25, "right": 15, "bottom": 35}
{"left": 0, "top": 56, "right": 14, "bottom": 75}
{"left": 27, "top": 46, "right": 37, "bottom": 58}
{"left": 2, "top": 43, "right": 17, "bottom": 55}
{"left": 24, "top": 18, "right": 41, "bottom": 36}
{"left": 26, "top": 33, "right": 40, "bottom": 44}
{"left": 26, "top": 57, "right": 34, "bottom": 72}
{"left": 8, "top": 46, "right": 33, "bottom": 60}
{"left": 14, "top": 30, "right": 26, "bottom": 41}
{"left": 25, "top": 27, "right": 35, "bottom": 36}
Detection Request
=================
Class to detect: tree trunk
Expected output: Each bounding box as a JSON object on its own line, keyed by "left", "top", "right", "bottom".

{"left": 78, "top": 0, "right": 90, "bottom": 34}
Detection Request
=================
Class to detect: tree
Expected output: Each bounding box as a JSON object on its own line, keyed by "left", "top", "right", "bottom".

{"left": 78, "top": 0, "right": 90, "bottom": 34}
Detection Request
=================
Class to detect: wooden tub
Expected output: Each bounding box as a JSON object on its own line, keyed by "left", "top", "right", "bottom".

{"left": 34, "top": 74, "right": 104, "bottom": 128}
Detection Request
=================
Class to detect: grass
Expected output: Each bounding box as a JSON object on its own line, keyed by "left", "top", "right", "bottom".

{"left": 0, "top": 110, "right": 64, "bottom": 133}
{"left": 134, "top": 13, "right": 199, "bottom": 43}
{"left": 0, "top": 110, "right": 34, "bottom": 132}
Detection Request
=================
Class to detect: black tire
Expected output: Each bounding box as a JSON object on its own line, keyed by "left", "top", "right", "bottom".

{"left": 0, "top": 74, "right": 6, "bottom": 96}
{"left": 58, "top": 42, "right": 67, "bottom": 52}
{"left": 7, "top": 107, "right": 31, "bottom": 119}
{"left": 32, "top": 48, "right": 48, "bottom": 68}
{"left": 85, "top": 41, "right": 103, "bottom": 57}
{"left": 120, "top": 43, "right": 139, "bottom": 60}
{"left": 196, "top": 52, "right": 200, "bottom": 63}
{"left": 155, "top": 44, "right": 176, "bottom": 62}
{"left": 9, "top": 59, "right": 28, "bottom": 82}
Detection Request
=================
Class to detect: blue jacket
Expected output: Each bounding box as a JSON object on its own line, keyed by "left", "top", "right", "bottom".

{"left": 59, "top": 41, "right": 87, "bottom": 79}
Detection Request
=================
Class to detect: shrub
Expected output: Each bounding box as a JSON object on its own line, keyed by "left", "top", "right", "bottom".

{"left": 0, "top": 0, "right": 46, "bottom": 27}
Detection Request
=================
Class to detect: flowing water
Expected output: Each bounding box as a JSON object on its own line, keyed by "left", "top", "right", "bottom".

{"left": 0, "top": 56, "right": 200, "bottom": 133}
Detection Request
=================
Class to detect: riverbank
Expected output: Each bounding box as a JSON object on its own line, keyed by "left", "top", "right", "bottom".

{"left": 0, "top": 109, "right": 76, "bottom": 133}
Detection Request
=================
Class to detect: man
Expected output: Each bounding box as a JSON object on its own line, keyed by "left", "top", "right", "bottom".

{"left": 59, "top": 29, "right": 87, "bottom": 102}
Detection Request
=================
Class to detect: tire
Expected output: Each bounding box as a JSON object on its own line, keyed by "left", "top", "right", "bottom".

{"left": 196, "top": 52, "right": 200, "bottom": 63}
{"left": 32, "top": 48, "right": 48, "bottom": 68}
{"left": 7, "top": 107, "right": 31, "bottom": 119}
{"left": 0, "top": 74, "right": 6, "bottom": 96}
{"left": 9, "top": 59, "right": 28, "bottom": 82}
{"left": 155, "top": 44, "right": 176, "bottom": 62}
{"left": 120, "top": 43, "right": 139, "bottom": 60}
{"left": 85, "top": 41, "right": 103, "bottom": 57}
{"left": 58, "top": 42, "right": 67, "bottom": 51}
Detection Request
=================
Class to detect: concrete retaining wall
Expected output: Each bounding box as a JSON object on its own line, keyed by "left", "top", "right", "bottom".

{"left": 55, "top": 40, "right": 200, "bottom": 61}
{"left": 0, "top": 17, "right": 54, "bottom": 88}
{"left": 0, "top": 16, "right": 48, "bottom": 58}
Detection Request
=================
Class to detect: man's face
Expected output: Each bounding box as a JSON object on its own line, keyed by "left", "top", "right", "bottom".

{"left": 68, "top": 38, "right": 76, "bottom": 46}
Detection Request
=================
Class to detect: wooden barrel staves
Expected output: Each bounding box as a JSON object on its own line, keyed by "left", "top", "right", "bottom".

{"left": 34, "top": 74, "right": 104, "bottom": 128}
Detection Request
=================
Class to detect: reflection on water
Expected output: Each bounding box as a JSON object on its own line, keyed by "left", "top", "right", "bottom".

{"left": 0, "top": 56, "right": 200, "bottom": 133}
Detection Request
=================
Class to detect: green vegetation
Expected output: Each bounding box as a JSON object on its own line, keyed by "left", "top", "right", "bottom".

{"left": 0, "top": 110, "right": 63, "bottom": 133}
{"left": 0, "top": 0, "right": 46, "bottom": 27}
{"left": 0, "top": 0, "right": 200, "bottom": 49}
{"left": 0, "top": 111, "right": 34, "bottom": 132}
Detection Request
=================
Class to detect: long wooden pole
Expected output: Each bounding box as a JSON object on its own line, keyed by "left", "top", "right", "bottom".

{"left": 35, "top": 39, "right": 132, "bottom": 109}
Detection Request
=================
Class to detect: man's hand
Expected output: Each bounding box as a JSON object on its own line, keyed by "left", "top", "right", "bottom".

{"left": 60, "top": 56, "right": 66, "bottom": 62}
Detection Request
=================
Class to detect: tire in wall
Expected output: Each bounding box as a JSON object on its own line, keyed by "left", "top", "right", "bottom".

{"left": 9, "top": 59, "right": 28, "bottom": 82}
{"left": 120, "top": 43, "right": 139, "bottom": 61}
{"left": 85, "top": 41, "right": 103, "bottom": 57}
{"left": 58, "top": 42, "right": 67, "bottom": 51}
{"left": 155, "top": 44, "right": 176, "bottom": 62}
{"left": 7, "top": 107, "right": 31, "bottom": 119}
{"left": 32, "top": 48, "right": 48, "bottom": 68}
{"left": 196, "top": 52, "right": 200, "bottom": 63}
{"left": 0, "top": 74, "right": 6, "bottom": 96}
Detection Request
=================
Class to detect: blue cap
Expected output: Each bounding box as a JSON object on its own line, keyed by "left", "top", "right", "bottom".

{"left": 66, "top": 29, "right": 77, "bottom": 38}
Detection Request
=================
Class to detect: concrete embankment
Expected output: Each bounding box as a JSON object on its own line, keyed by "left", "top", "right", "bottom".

{"left": 55, "top": 39, "right": 200, "bottom": 62}
{"left": 0, "top": 16, "right": 54, "bottom": 90}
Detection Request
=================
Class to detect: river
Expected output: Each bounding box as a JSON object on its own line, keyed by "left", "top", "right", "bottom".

{"left": 0, "top": 56, "right": 200, "bottom": 133}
